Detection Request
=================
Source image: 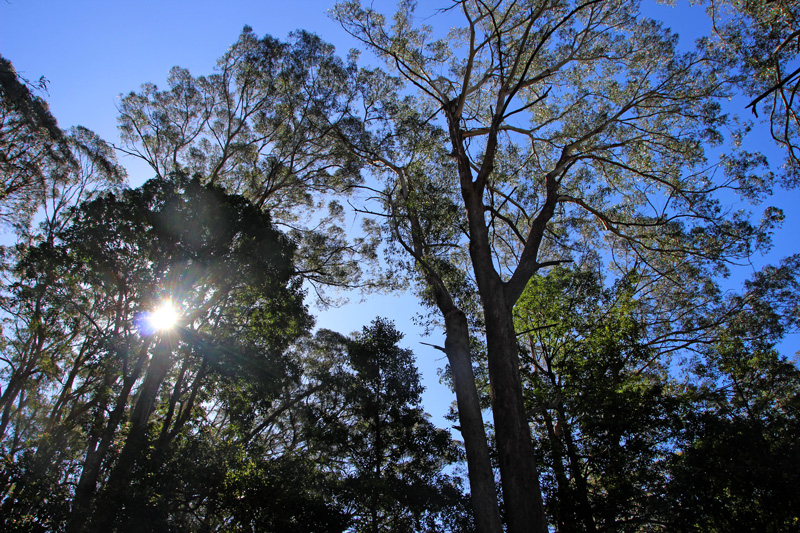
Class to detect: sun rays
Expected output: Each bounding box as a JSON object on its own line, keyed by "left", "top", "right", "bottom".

{"left": 148, "top": 300, "right": 180, "bottom": 331}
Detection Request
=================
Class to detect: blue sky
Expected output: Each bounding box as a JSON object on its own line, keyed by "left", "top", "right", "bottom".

{"left": 3, "top": 0, "right": 798, "bottom": 427}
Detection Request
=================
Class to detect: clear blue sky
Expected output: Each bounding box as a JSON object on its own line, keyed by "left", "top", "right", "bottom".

{"left": 2, "top": 0, "right": 798, "bottom": 427}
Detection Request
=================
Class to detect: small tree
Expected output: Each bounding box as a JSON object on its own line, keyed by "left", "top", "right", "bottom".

{"left": 311, "top": 319, "right": 470, "bottom": 532}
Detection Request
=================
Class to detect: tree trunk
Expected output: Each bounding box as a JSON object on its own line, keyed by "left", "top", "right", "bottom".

{"left": 482, "top": 287, "right": 547, "bottom": 533}
{"left": 543, "top": 409, "right": 576, "bottom": 532}
{"left": 85, "top": 339, "right": 172, "bottom": 531}
{"left": 68, "top": 340, "right": 152, "bottom": 533}
{"left": 559, "top": 409, "right": 597, "bottom": 533}
{"left": 444, "top": 308, "right": 503, "bottom": 533}
{"left": 104, "top": 341, "right": 171, "bottom": 485}
{"left": 460, "top": 172, "right": 547, "bottom": 533}
{"left": 394, "top": 165, "right": 503, "bottom": 533}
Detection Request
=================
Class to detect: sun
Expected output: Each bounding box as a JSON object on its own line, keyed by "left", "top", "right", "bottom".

{"left": 148, "top": 300, "right": 180, "bottom": 331}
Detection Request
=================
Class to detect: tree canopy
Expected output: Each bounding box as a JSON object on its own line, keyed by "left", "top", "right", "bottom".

{"left": 329, "top": 0, "right": 798, "bottom": 530}
{"left": 1, "top": 3, "right": 799, "bottom": 531}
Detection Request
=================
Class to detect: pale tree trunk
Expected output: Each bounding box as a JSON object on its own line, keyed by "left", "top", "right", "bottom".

{"left": 392, "top": 169, "right": 503, "bottom": 533}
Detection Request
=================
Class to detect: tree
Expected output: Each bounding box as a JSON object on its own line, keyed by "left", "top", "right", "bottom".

{"left": 331, "top": 1, "right": 783, "bottom": 530}
{"left": 0, "top": 56, "right": 126, "bottom": 233}
{"left": 115, "top": 28, "right": 379, "bottom": 302}
{"left": 325, "top": 65, "right": 503, "bottom": 530}
{"left": 0, "top": 174, "right": 312, "bottom": 531}
{"left": 666, "top": 254, "right": 800, "bottom": 531}
{"left": 338, "top": 318, "right": 468, "bottom": 532}
{"left": 514, "top": 266, "right": 690, "bottom": 530}
{"left": 695, "top": 0, "right": 800, "bottom": 181}
{"left": 669, "top": 349, "right": 800, "bottom": 531}
{"left": 0, "top": 55, "right": 73, "bottom": 229}
{"left": 0, "top": 70, "right": 125, "bottom": 529}
{"left": 510, "top": 256, "right": 800, "bottom": 531}
{"left": 215, "top": 453, "right": 351, "bottom": 533}
{"left": 204, "top": 320, "right": 472, "bottom": 533}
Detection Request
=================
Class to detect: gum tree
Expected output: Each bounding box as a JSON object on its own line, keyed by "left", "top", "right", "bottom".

{"left": 115, "top": 28, "right": 379, "bottom": 302}
{"left": 331, "top": 1, "right": 783, "bottom": 530}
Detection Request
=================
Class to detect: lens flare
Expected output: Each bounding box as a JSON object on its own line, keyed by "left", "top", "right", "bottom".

{"left": 148, "top": 300, "right": 179, "bottom": 331}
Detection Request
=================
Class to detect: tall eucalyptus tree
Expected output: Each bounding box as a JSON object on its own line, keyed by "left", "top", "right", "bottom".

{"left": 115, "top": 28, "right": 379, "bottom": 302}
{"left": 331, "top": 1, "right": 785, "bottom": 530}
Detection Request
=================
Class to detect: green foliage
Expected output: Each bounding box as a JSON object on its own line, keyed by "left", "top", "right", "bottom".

{"left": 0, "top": 56, "right": 126, "bottom": 233}
{"left": 669, "top": 350, "right": 800, "bottom": 531}
{"left": 0, "top": 174, "right": 317, "bottom": 531}
{"left": 4, "top": 4, "right": 799, "bottom": 531}
{"left": 665, "top": 256, "right": 800, "bottom": 530}
{"left": 306, "top": 319, "right": 472, "bottom": 532}
{"left": 514, "top": 263, "right": 800, "bottom": 531}
{"left": 514, "top": 267, "right": 683, "bottom": 530}
{"left": 0, "top": 178, "right": 468, "bottom": 530}
{"left": 116, "top": 28, "right": 377, "bottom": 300}
{"left": 0, "top": 55, "right": 73, "bottom": 223}
{"left": 219, "top": 455, "right": 349, "bottom": 533}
